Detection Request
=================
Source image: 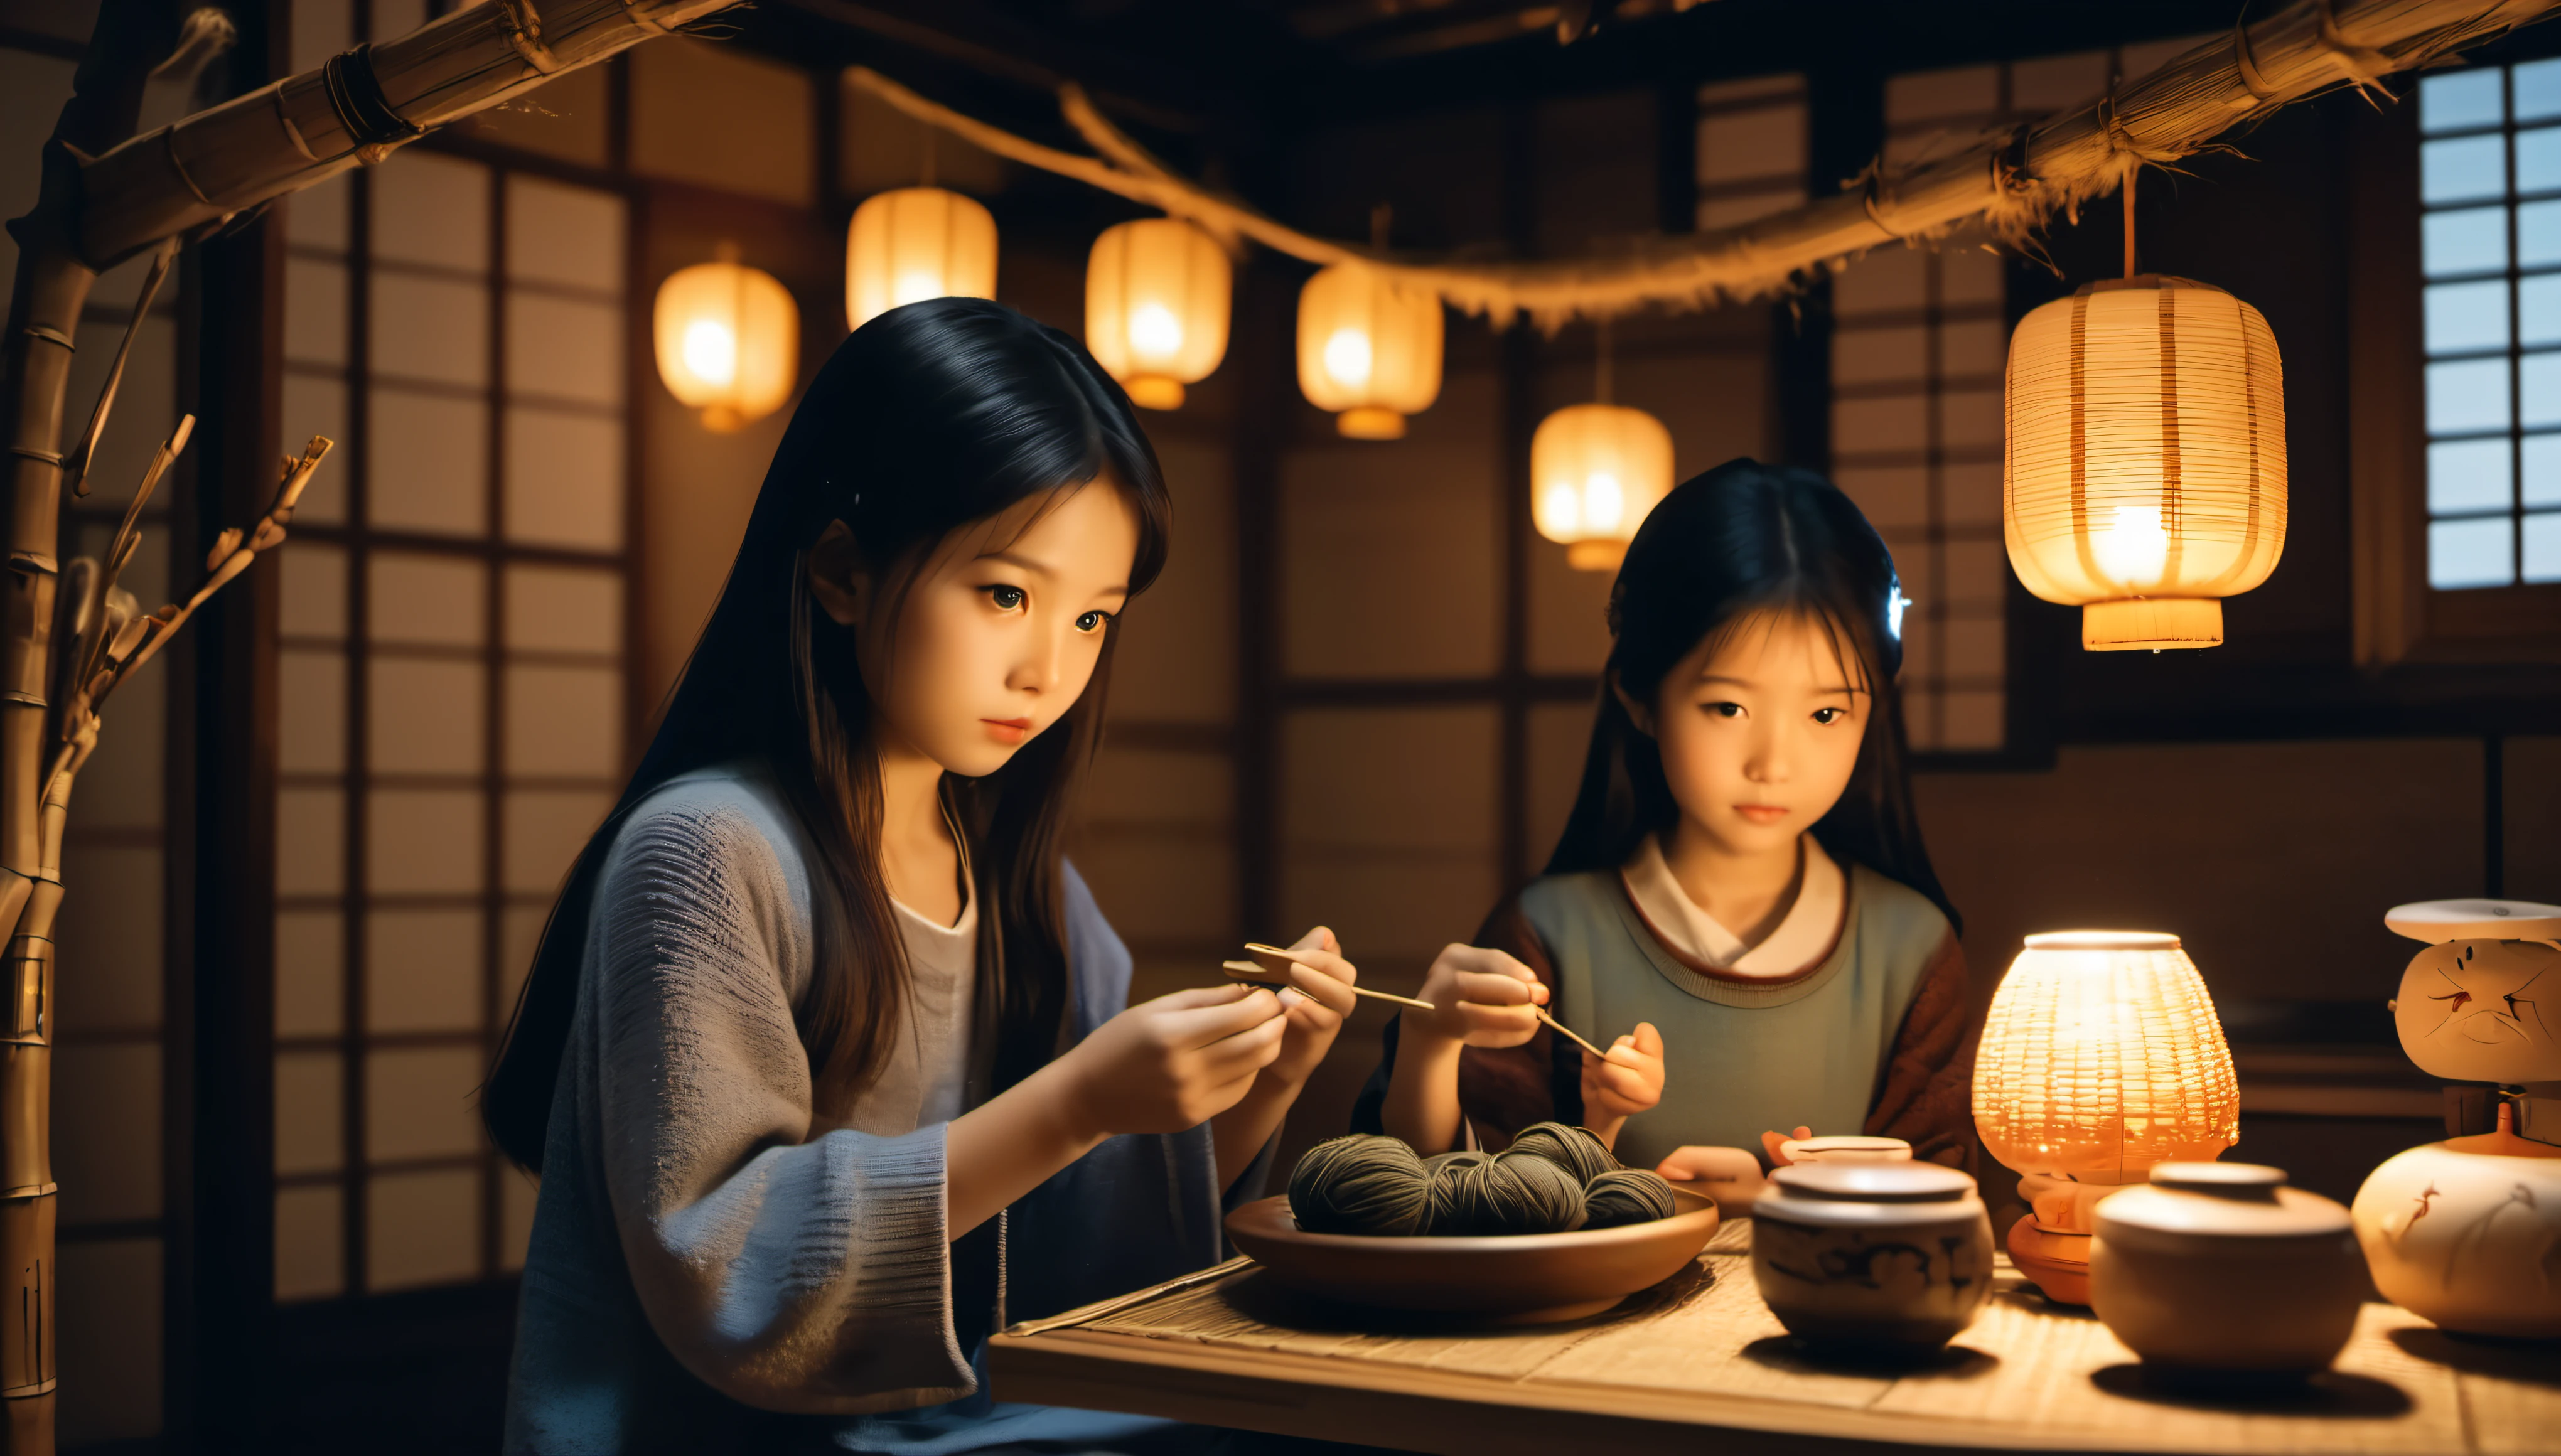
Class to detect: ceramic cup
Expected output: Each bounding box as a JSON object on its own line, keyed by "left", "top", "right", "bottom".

{"left": 1779, "top": 1135, "right": 1913, "bottom": 1166}
{"left": 1750, "top": 1162, "right": 1994, "bottom": 1353}
{"left": 2091, "top": 1162, "right": 2364, "bottom": 1384}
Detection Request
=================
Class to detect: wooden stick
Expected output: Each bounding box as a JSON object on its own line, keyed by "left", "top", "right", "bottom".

{"left": 1536, "top": 1008, "right": 1610, "bottom": 1062}
{"left": 1220, "top": 961, "right": 1434, "bottom": 1012}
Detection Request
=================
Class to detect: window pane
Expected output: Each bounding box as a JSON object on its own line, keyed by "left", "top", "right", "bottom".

{"left": 2427, "top": 356, "right": 2513, "bottom": 434}
{"left": 2526, "top": 510, "right": 2561, "bottom": 581}
{"left": 504, "top": 790, "right": 614, "bottom": 893}
{"left": 274, "top": 1051, "right": 343, "bottom": 1174}
{"left": 275, "top": 909, "right": 343, "bottom": 1039}
{"left": 286, "top": 173, "right": 350, "bottom": 254}
{"left": 277, "top": 786, "right": 345, "bottom": 897}
{"left": 370, "top": 273, "right": 488, "bottom": 388}
{"left": 505, "top": 565, "right": 621, "bottom": 655}
{"left": 280, "top": 541, "right": 347, "bottom": 640}
{"left": 2525, "top": 126, "right": 2561, "bottom": 195}
{"left": 2526, "top": 433, "right": 2561, "bottom": 506}
{"left": 369, "top": 388, "right": 488, "bottom": 537}
{"left": 282, "top": 374, "right": 350, "bottom": 525}
{"left": 1697, "top": 104, "right": 1805, "bottom": 184}
{"left": 1834, "top": 466, "right": 1929, "bottom": 531}
{"left": 368, "top": 1167, "right": 481, "bottom": 1292}
{"left": 368, "top": 656, "right": 485, "bottom": 776}
{"left": 279, "top": 649, "right": 346, "bottom": 774}
{"left": 2430, "top": 437, "right": 2514, "bottom": 514}
{"left": 503, "top": 407, "right": 623, "bottom": 550}
{"left": 507, "top": 293, "right": 622, "bottom": 407}
{"left": 369, "top": 552, "right": 487, "bottom": 647}
{"left": 366, "top": 1049, "right": 483, "bottom": 1161}
{"left": 2525, "top": 275, "right": 2561, "bottom": 348}
{"left": 1280, "top": 707, "right": 1498, "bottom": 964}
{"left": 372, "top": 150, "right": 489, "bottom": 272}
{"left": 1941, "top": 690, "right": 2005, "bottom": 750}
{"left": 274, "top": 1185, "right": 345, "bottom": 1302}
{"left": 504, "top": 664, "right": 622, "bottom": 778}
{"left": 2426, "top": 279, "right": 2510, "bottom": 354}
{"left": 2422, "top": 69, "right": 2505, "bottom": 134}
{"left": 2429, "top": 515, "right": 2516, "bottom": 588}
{"left": 505, "top": 176, "right": 625, "bottom": 293}
{"left": 283, "top": 259, "right": 346, "bottom": 367}
{"left": 2525, "top": 350, "right": 2561, "bottom": 428}
{"left": 2521, "top": 58, "right": 2561, "bottom": 127}
{"left": 366, "top": 907, "right": 483, "bottom": 1033}
{"left": 2522, "top": 200, "right": 2561, "bottom": 268}
{"left": 2424, "top": 134, "right": 2508, "bottom": 205}
{"left": 2424, "top": 205, "right": 2508, "bottom": 278}
{"left": 367, "top": 789, "right": 485, "bottom": 895}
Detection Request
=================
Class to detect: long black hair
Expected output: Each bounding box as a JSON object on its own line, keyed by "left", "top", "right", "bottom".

{"left": 482, "top": 297, "right": 1171, "bottom": 1170}
{"left": 1543, "top": 457, "right": 1958, "bottom": 932}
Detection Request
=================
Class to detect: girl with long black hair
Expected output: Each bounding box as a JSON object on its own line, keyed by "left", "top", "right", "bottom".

{"left": 486, "top": 298, "right": 1361, "bottom": 1453}
{"left": 1353, "top": 458, "right": 1972, "bottom": 1204}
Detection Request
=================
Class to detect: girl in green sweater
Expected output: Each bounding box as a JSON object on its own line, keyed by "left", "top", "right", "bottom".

{"left": 1354, "top": 459, "right": 1973, "bottom": 1204}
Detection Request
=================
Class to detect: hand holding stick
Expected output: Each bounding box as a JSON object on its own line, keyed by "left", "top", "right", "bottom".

{"left": 1221, "top": 943, "right": 1434, "bottom": 1010}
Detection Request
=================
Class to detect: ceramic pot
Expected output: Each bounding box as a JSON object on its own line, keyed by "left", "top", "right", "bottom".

{"left": 1751, "top": 1162, "right": 1994, "bottom": 1352}
{"left": 1779, "top": 1135, "right": 1912, "bottom": 1165}
{"left": 2353, "top": 1140, "right": 2561, "bottom": 1338}
{"left": 2090, "top": 1162, "right": 2363, "bottom": 1383}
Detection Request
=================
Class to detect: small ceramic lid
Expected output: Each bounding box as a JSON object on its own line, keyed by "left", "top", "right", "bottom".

{"left": 1767, "top": 1162, "right": 1977, "bottom": 1203}
{"left": 2386, "top": 898, "right": 2561, "bottom": 944}
{"left": 1776, "top": 1135, "right": 1911, "bottom": 1163}
{"left": 2093, "top": 1162, "right": 2349, "bottom": 1238}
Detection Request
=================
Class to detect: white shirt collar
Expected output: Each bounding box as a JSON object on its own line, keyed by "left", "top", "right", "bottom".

{"left": 1621, "top": 832, "right": 1844, "bottom": 980}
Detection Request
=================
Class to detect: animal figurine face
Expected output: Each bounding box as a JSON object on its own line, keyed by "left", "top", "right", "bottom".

{"left": 2392, "top": 936, "right": 2561, "bottom": 1085}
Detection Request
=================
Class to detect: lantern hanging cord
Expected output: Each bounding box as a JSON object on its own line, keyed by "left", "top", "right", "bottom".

{"left": 849, "top": 0, "right": 2560, "bottom": 331}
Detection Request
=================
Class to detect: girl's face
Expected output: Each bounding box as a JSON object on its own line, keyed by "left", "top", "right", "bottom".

{"left": 816, "top": 479, "right": 1141, "bottom": 778}
{"left": 1620, "top": 607, "right": 1871, "bottom": 860}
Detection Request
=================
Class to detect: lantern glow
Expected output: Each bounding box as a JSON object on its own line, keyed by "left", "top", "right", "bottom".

{"left": 1085, "top": 218, "right": 1230, "bottom": 410}
{"left": 846, "top": 186, "right": 999, "bottom": 330}
{"left": 653, "top": 253, "right": 798, "bottom": 433}
{"left": 1530, "top": 403, "right": 1673, "bottom": 571}
{"left": 1296, "top": 264, "right": 1442, "bottom": 439}
{"left": 2004, "top": 275, "right": 2287, "bottom": 651}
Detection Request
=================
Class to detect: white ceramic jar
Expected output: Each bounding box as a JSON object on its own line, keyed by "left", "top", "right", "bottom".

{"left": 1750, "top": 1163, "right": 1994, "bottom": 1352}
{"left": 2090, "top": 1162, "right": 2363, "bottom": 1383}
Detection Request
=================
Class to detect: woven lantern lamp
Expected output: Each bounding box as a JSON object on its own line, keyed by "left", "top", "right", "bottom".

{"left": 652, "top": 247, "right": 799, "bottom": 432}
{"left": 1972, "top": 931, "right": 2240, "bottom": 1303}
{"left": 1532, "top": 323, "right": 1672, "bottom": 570}
{"left": 1086, "top": 218, "right": 1230, "bottom": 410}
{"left": 2004, "top": 177, "right": 2286, "bottom": 651}
{"left": 1296, "top": 262, "right": 1443, "bottom": 439}
{"left": 846, "top": 186, "right": 999, "bottom": 330}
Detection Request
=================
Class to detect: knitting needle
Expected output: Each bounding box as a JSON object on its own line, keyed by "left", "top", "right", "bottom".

{"left": 1223, "top": 951, "right": 1435, "bottom": 1010}
{"left": 1535, "top": 1007, "right": 1611, "bottom": 1061}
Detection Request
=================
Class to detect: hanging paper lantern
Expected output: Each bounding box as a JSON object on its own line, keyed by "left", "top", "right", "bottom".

{"left": 1296, "top": 263, "right": 1443, "bottom": 439}
{"left": 1531, "top": 403, "right": 1673, "bottom": 571}
{"left": 845, "top": 186, "right": 999, "bottom": 330}
{"left": 653, "top": 252, "right": 798, "bottom": 432}
{"left": 2004, "top": 275, "right": 2287, "bottom": 651}
{"left": 1085, "top": 218, "right": 1230, "bottom": 411}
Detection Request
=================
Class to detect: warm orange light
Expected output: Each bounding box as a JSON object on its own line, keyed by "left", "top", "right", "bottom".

{"left": 1086, "top": 218, "right": 1230, "bottom": 411}
{"left": 653, "top": 252, "right": 798, "bottom": 432}
{"left": 1531, "top": 404, "right": 1673, "bottom": 572}
{"left": 1972, "top": 931, "right": 2239, "bottom": 1186}
{"left": 845, "top": 186, "right": 998, "bottom": 330}
{"left": 2005, "top": 276, "right": 2287, "bottom": 651}
{"left": 1296, "top": 264, "right": 1442, "bottom": 439}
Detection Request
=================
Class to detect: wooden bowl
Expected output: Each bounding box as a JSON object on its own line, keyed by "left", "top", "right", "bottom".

{"left": 1223, "top": 1190, "right": 1719, "bottom": 1324}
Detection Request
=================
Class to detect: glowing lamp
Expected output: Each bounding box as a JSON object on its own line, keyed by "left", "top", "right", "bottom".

{"left": 653, "top": 252, "right": 798, "bottom": 432}
{"left": 2004, "top": 276, "right": 2286, "bottom": 651}
{"left": 1296, "top": 263, "right": 1442, "bottom": 439}
{"left": 1973, "top": 931, "right": 2239, "bottom": 1303}
{"left": 1531, "top": 404, "right": 1673, "bottom": 571}
{"left": 846, "top": 186, "right": 998, "bottom": 330}
{"left": 1086, "top": 218, "right": 1230, "bottom": 411}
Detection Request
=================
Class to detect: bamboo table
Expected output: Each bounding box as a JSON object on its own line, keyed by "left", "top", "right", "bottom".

{"left": 986, "top": 1219, "right": 2561, "bottom": 1455}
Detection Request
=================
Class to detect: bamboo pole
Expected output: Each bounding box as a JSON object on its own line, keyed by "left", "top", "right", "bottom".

{"left": 855, "top": 0, "right": 2561, "bottom": 328}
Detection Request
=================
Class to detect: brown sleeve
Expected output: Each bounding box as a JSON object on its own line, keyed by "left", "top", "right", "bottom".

{"left": 1862, "top": 928, "right": 1977, "bottom": 1176}
{"left": 1453, "top": 892, "right": 1576, "bottom": 1149}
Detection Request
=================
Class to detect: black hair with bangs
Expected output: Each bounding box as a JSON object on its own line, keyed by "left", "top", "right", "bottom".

{"left": 1542, "top": 457, "right": 1958, "bottom": 932}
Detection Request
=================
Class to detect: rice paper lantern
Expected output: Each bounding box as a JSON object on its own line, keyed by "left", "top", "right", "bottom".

{"left": 1086, "top": 218, "right": 1230, "bottom": 410}
{"left": 1531, "top": 403, "right": 1673, "bottom": 571}
{"left": 1972, "top": 931, "right": 2240, "bottom": 1187}
{"left": 845, "top": 186, "right": 998, "bottom": 330}
{"left": 1296, "top": 263, "right": 1443, "bottom": 439}
{"left": 653, "top": 254, "right": 798, "bottom": 432}
{"left": 2004, "top": 276, "right": 2287, "bottom": 651}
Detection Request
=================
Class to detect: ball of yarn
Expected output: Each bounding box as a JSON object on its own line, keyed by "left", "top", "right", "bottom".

{"left": 1287, "top": 1134, "right": 1428, "bottom": 1235}
{"left": 1506, "top": 1122, "right": 1621, "bottom": 1184}
{"left": 1421, "top": 1148, "right": 1587, "bottom": 1236}
{"left": 1581, "top": 1168, "right": 1679, "bottom": 1228}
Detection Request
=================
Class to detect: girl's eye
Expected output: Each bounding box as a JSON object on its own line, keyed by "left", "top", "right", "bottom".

{"left": 1812, "top": 707, "right": 1846, "bottom": 725}
{"left": 1704, "top": 701, "right": 1744, "bottom": 719}
{"left": 1075, "top": 610, "right": 1112, "bottom": 634}
{"left": 985, "top": 584, "right": 1027, "bottom": 611}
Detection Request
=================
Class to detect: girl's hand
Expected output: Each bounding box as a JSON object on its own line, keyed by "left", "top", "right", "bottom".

{"left": 1062, "top": 984, "right": 1288, "bottom": 1137}
{"left": 1759, "top": 1124, "right": 1815, "bottom": 1167}
{"left": 1402, "top": 943, "right": 1547, "bottom": 1051}
{"left": 1655, "top": 1144, "right": 1768, "bottom": 1209}
{"left": 1262, "top": 926, "right": 1358, "bottom": 1090}
{"left": 1579, "top": 1021, "right": 1665, "bottom": 1127}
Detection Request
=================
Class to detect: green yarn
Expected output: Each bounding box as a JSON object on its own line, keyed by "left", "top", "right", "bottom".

{"left": 1580, "top": 1168, "right": 1679, "bottom": 1228}
{"left": 1506, "top": 1122, "right": 1620, "bottom": 1184}
{"left": 1288, "top": 1134, "right": 1429, "bottom": 1235}
{"left": 1285, "top": 1125, "right": 1674, "bottom": 1237}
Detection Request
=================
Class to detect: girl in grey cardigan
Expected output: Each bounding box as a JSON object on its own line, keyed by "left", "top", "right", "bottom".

{"left": 482, "top": 300, "right": 1362, "bottom": 1453}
